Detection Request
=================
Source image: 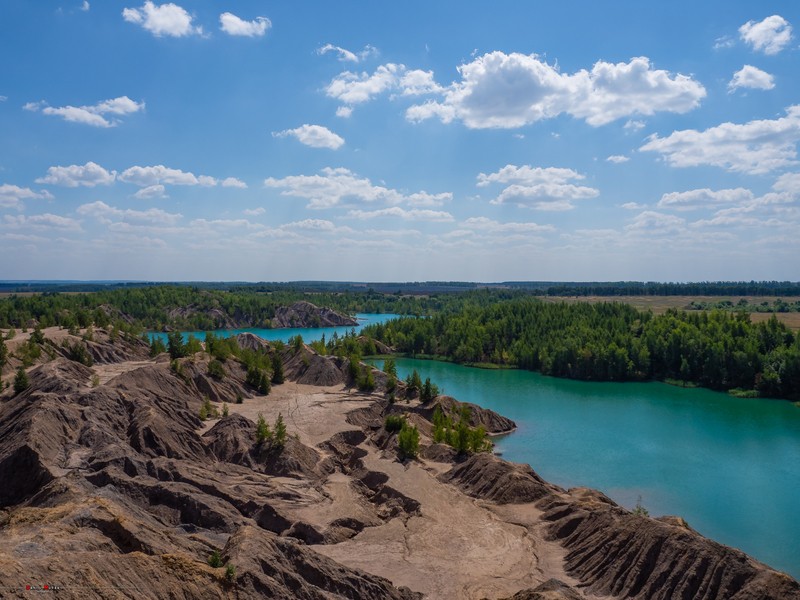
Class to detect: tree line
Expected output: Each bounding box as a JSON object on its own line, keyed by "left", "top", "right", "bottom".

{"left": 362, "top": 299, "right": 800, "bottom": 400}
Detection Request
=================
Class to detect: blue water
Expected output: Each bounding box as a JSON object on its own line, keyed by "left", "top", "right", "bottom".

{"left": 370, "top": 357, "right": 800, "bottom": 579}
{"left": 149, "top": 313, "right": 395, "bottom": 344}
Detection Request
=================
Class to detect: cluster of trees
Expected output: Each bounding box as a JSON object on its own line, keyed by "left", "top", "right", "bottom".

{"left": 0, "top": 286, "right": 440, "bottom": 332}
{"left": 687, "top": 298, "right": 800, "bottom": 313}
{"left": 364, "top": 299, "right": 800, "bottom": 400}
{"left": 256, "top": 412, "right": 287, "bottom": 448}
{"left": 158, "top": 331, "right": 286, "bottom": 396}
{"left": 432, "top": 406, "right": 491, "bottom": 454}
{"left": 516, "top": 281, "right": 800, "bottom": 297}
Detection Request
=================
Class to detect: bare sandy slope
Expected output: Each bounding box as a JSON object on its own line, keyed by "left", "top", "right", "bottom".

{"left": 210, "top": 379, "right": 591, "bottom": 600}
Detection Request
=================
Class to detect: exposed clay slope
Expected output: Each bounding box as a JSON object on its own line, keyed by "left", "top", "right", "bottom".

{"left": 439, "top": 452, "right": 557, "bottom": 504}
{"left": 538, "top": 490, "right": 800, "bottom": 600}
{"left": 272, "top": 301, "right": 358, "bottom": 328}
{"left": 0, "top": 328, "right": 797, "bottom": 600}
{"left": 0, "top": 331, "right": 420, "bottom": 599}
{"left": 414, "top": 395, "right": 516, "bottom": 434}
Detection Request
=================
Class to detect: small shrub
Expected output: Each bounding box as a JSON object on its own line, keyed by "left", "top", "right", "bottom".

{"left": 384, "top": 414, "right": 404, "bottom": 433}
{"left": 208, "top": 550, "right": 223, "bottom": 568}
{"left": 273, "top": 413, "right": 287, "bottom": 448}
{"left": 222, "top": 402, "right": 229, "bottom": 417}
{"left": 632, "top": 495, "right": 649, "bottom": 517}
{"left": 91, "top": 374, "right": 100, "bottom": 388}
{"left": 256, "top": 413, "right": 272, "bottom": 444}
{"left": 199, "top": 396, "right": 218, "bottom": 421}
{"left": 207, "top": 359, "right": 225, "bottom": 380}
{"left": 224, "top": 562, "right": 236, "bottom": 583}
{"left": 235, "top": 393, "right": 243, "bottom": 404}
{"left": 397, "top": 421, "right": 420, "bottom": 459}
{"left": 13, "top": 367, "right": 29, "bottom": 395}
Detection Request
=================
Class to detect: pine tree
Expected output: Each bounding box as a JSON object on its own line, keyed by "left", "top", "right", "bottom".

{"left": 271, "top": 354, "right": 285, "bottom": 384}
{"left": 256, "top": 413, "right": 272, "bottom": 444}
{"left": 14, "top": 367, "right": 29, "bottom": 395}
{"left": 273, "top": 413, "right": 287, "bottom": 447}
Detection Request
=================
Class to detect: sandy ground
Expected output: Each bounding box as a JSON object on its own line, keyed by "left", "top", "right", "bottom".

{"left": 213, "top": 379, "right": 590, "bottom": 600}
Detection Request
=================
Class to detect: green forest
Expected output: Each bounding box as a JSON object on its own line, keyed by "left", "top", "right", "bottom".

{"left": 0, "top": 286, "right": 432, "bottom": 331}
{"left": 362, "top": 299, "right": 800, "bottom": 401}
{"left": 2, "top": 286, "right": 799, "bottom": 400}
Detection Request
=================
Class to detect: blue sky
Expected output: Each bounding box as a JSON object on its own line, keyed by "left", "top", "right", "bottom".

{"left": 1, "top": 1, "right": 799, "bottom": 282}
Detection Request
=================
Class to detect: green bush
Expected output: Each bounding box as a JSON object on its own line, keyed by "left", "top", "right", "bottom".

{"left": 208, "top": 550, "right": 223, "bottom": 568}
{"left": 397, "top": 421, "right": 420, "bottom": 459}
{"left": 384, "top": 414, "right": 404, "bottom": 433}
{"left": 207, "top": 359, "right": 225, "bottom": 380}
{"left": 13, "top": 367, "right": 29, "bottom": 395}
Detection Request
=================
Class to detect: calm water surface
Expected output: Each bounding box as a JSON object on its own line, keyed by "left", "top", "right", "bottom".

{"left": 150, "top": 313, "right": 394, "bottom": 344}
{"left": 373, "top": 357, "right": 800, "bottom": 579}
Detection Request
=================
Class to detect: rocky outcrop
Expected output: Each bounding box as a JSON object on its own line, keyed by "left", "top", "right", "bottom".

{"left": 272, "top": 301, "right": 358, "bottom": 328}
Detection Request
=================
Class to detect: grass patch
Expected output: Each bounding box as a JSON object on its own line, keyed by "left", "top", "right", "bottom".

{"left": 728, "top": 388, "right": 760, "bottom": 399}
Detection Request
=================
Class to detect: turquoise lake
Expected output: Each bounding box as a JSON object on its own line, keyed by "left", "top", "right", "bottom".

{"left": 371, "top": 357, "right": 800, "bottom": 580}
{"left": 156, "top": 315, "right": 800, "bottom": 579}
{"left": 149, "top": 313, "right": 394, "bottom": 344}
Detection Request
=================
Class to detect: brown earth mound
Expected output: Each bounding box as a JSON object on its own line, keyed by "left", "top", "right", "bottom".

{"left": 1, "top": 327, "right": 798, "bottom": 600}
{"left": 416, "top": 395, "right": 516, "bottom": 434}
{"left": 495, "top": 578, "right": 585, "bottom": 600}
{"left": 439, "top": 452, "right": 556, "bottom": 504}
{"left": 272, "top": 301, "right": 358, "bottom": 328}
{"left": 539, "top": 492, "right": 800, "bottom": 600}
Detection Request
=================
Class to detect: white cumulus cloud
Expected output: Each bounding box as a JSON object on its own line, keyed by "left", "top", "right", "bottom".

{"left": 273, "top": 124, "right": 345, "bottom": 150}
{"left": 77, "top": 200, "right": 182, "bottom": 225}
{"left": 728, "top": 65, "right": 775, "bottom": 92}
{"left": 325, "top": 64, "right": 444, "bottom": 115}
{"left": 477, "top": 164, "right": 599, "bottom": 210}
{"left": 219, "top": 12, "right": 271, "bottom": 37}
{"left": 406, "top": 52, "right": 705, "bottom": 128}
{"left": 221, "top": 177, "right": 247, "bottom": 188}
{"left": 347, "top": 207, "right": 454, "bottom": 222}
{"left": 657, "top": 188, "right": 754, "bottom": 211}
{"left": 133, "top": 184, "right": 167, "bottom": 199}
{"left": 461, "top": 216, "right": 554, "bottom": 233}
{"left": 118, "top": 165, "right": 217, "bottom": 187}
{"left": 24, "top": 96, "right": 144, "bottom": 128}
{"left": 3, "top": 213, "right": 81, "bottom": 231}
{"left": 606, "top": 155, "right": 630, "bottom": 163}
{"left": 739, "top": 15, "right": 793, "bottom": 55}
{"left": 264, "top": 167, "right": 451, "bottom": 210}
{"left": 35, "top": 162, "right": 116, "bottom": 187}
{"left": 123, "top": 1, "right": 201, "bottom": 37}
{"left": 0, "top": 184, "right": 54, "bottom": 209}
{"left": 640, "top": 105, "right": 800, "bottom": 174}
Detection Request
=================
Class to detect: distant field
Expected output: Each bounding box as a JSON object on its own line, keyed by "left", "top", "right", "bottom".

{"left": 545, "top": 296, "right": 800, "bottom": 330}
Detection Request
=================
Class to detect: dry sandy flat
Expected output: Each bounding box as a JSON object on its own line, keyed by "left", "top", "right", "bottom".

{"left": 215, "top": 380, "right": 592, "bottom": 600}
